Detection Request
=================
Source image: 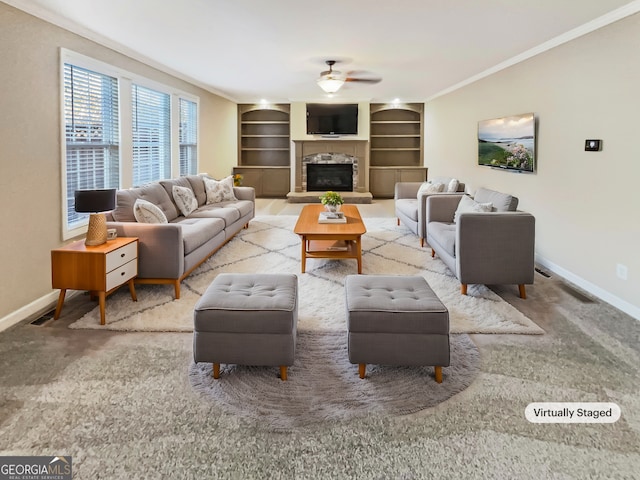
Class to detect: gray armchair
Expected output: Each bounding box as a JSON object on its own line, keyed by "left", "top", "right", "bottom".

{"left": 426, "top": 188, "right": 535, "bottom": 299}
{"left": 395, "top": 177, "right": 465, "bottom": 247}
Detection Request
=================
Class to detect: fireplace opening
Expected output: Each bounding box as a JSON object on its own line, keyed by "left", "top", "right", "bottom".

{"left": 307, "top": 164, "right": 353, "bottom": 192}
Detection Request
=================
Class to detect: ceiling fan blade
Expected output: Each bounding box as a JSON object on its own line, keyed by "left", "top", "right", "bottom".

{"left": 345, "top": 77, "right": 382, "bottom": 84}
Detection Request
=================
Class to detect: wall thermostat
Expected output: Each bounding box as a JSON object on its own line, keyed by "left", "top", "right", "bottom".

{"left": 585, "top": 139, "right": 602, "bottom": 151}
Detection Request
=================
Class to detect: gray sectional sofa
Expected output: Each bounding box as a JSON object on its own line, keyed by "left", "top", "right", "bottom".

{"left": 106, "top": 175, "right": 255, "bottom": 298}
{"left": 426, "top": 187, "right": 535, "bottom": 298}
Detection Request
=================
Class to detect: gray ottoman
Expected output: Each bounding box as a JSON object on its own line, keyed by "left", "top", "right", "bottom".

{"left": 345, "top": 275, "right": 450, "bottom": 382}
{"left": 193, "top": 273, "right": 298, "bottom": 381}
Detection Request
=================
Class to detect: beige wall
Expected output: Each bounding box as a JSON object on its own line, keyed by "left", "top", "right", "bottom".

{"left": 0, "top": 2, "right": 236, "bottom": 321}
{"left": 424, "top": 13, "right": 640, "bottom": 317}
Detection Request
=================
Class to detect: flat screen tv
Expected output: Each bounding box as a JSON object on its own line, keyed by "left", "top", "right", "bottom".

{"left": 478, "top": 112, "right": 535, "bottom": 173}
{"left": 306, "top": 103, "right": 358, "bottom": 135}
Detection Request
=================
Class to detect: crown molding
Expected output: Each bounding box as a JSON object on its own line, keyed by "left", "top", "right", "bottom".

{"left": 427, "top": 0, "right": 640, "bottom": 101}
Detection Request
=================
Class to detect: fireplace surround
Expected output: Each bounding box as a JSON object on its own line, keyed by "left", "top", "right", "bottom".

{"left": 292, "top": 140, "right": 368, "bottom": 193}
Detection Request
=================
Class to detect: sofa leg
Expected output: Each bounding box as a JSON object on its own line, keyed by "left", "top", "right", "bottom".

{"left": 461, "top": 284, "right": 468, "bottom": 295}
{"left": 212, "top": 363, "right": 220, "bottom": 379}
{"left": 358, "top": 363, "right": 366, "bottom": 379}
{"left": 518, "top": 284, "right": 527, "bottom": 299}
{"left": 431, "top": 248, "right": 435, "bottom": 258}
{"left": 420, "top": 238, "right": 424, "bottom": 248}
{"left": 279, "top": 366, "right": 288, "bottom": 381}
{"left": 174, "top": 281, "right": 181, "bottom": 300}
{"left": 397, "top": 218, "right": 400, "bottom": 226}
{"left": 434, "top": 366, "right": 443, "bottom": 384}
{"left": 244, "top": 223, "right": 249, "bottom": 229}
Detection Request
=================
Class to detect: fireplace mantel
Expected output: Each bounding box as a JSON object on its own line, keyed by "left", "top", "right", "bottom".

{"left": 292, "top": 140, "right": 369, "bottom": 193}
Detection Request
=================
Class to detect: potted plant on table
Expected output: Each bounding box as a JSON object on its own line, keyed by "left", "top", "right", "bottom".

{"left": 319, "top": 191, "right": 344, "bottom": 213}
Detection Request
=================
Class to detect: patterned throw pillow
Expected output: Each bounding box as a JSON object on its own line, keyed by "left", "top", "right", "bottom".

{"left": 447, "top": 178, "right": 460, "bottom": 193}
{"left": 133, "top": 199, "right": 168, "bottom": 224}
{"left": 172, "top": 185, "right": 198, "bottom": 217}
{"left": 453, "top": 195, "right": 493, "bottom": 223}
{"left": 203, "top": 175, "right": 237, "bottom": 204}
{"left": 416, "top": 182, "right": 444, "bottom": 198}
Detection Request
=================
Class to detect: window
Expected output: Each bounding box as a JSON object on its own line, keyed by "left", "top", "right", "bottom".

{"left": 63, "top": 64, "right": 120, "bottom": 230}
{"left": 60, "top": 49, "right": 200, "bottom": 239}
{"left": 132, "top": 84, "right": 171, "bottom": 186}
{"left": 179, "top": 98, "right": 198, "bottom": 176}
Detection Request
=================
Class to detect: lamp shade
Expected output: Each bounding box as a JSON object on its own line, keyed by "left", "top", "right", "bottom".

{"left": 317, "top": 76, "right": 345, "bottom": 94}
{"left": 74, "top": 189, "right": 116, "bottom": 213}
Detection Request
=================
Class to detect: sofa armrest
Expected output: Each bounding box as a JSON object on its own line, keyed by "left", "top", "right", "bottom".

{"left": 426, "top": 194, "right": 464, "bottom": 224}
{"left": 456, "top": 212, "right": 535, "bottom": 285}
{"left": 394, "top": 182, "right": 422, "bottom": 200}
{"left": 106, "top": 221, "right": 185, "bottom": 279}
{"left": 233, "top": 186, "right": 255, "bottom": 202}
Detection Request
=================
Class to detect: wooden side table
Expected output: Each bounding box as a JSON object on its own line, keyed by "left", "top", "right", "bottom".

{"left": 51, "top": 237, "right": 138, "bottom": 325}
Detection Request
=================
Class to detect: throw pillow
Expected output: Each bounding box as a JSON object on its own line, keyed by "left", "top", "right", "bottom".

{"left": 447, "top": 178, "right": 460, "bottom": 193}
{"left": 203, "top": 175, "right": 237, "bottom": 204}
{"left": 453, "top": 195, "right": 493, "bottom": 223}
{"left": 172, "top": 185, "right": 198, "bottom": 217}
{"left": 416, "top": 182, "right": 444, "bottom": 198}
{"left": 133, "top": 198, "right": 168, "bottom": 224}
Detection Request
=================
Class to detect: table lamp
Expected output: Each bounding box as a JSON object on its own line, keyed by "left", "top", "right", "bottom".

{"left": 74, "top": 189, "right": 116, "bottom": 246}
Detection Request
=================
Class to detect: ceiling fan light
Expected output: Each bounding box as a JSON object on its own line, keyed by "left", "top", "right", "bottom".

{"left": 317, "top": 76, "right": 345, "bottom": 94}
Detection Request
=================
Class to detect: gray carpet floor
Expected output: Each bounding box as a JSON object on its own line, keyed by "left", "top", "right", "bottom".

{"left": 1, "top": 201, "right": 639, "bottom": 479}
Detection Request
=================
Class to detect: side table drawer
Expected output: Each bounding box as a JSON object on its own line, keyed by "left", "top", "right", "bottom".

{"left": 106, "top": 258, "right": 137, "bottom": 291}
{"left": 106, "top": 241, "right": 138, "bottom": 271}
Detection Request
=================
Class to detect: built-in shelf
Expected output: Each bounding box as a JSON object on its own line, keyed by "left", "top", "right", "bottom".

{"left": 369, "top": 103, "right": 424, "bottom": 168}
{"left": 237, "top": 104, "right": 291, "bottom": 197}
{"left": 369, "top": 103, "right": 425, "bottom": 197}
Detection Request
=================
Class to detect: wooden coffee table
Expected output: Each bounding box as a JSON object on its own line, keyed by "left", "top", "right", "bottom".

{"left": 293, "top": 204, "right": 367, "bottom": 274}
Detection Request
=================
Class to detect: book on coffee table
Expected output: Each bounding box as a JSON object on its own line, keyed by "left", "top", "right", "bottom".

{"left": 318, "top": 211, "right": 347, "bottom": 224}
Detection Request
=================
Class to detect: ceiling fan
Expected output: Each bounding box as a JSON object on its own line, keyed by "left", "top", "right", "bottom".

{"left": 316, "top": 60, "right": 381, "bottom": 94}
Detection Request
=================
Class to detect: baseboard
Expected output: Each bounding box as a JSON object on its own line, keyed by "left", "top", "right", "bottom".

{"left": 0, "top": 290, "right": 79, "bottom": 333}
{"left": 535, "top": 255, "right": 640, "bottom": 321}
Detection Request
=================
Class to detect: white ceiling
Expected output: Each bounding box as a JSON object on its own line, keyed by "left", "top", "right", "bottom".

{"left": 7, "top": 0, "right": 640, "bottom": 103}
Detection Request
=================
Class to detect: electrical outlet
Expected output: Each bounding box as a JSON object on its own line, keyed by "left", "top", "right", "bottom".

{"left": 616, "top": 264, "right": 628, "bottom": 280}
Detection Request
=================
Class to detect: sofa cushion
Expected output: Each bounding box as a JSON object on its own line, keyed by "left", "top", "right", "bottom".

{"left": 172, "top": 185, "right": 198, "bottom": 217}
{"left": 428, "top": 222, "right": 457, "bottom": 258}
{"left": 474, "top": 187, "right": 518, "bottom": 211}
{"left": 112, "top": 182, "right": 179, "bottom": 222}
{"left": 188, "top": 204, "right": 241, "bottom": 226}
{"left": 453, "top": 195, "right": 493, "bottom": 223}
{"left": 446, "top": 178, "right": 459, "bottom": 193}
{"left": 187, "top": 175, "right": 208, "bottom": 206}
{"left": 221, "top": 199, "right": 254, "bottom": 218}
{"left": 173, "top": 217, "right": 225, "bottom": 255}
{"left": 133, "top": 199, "right": 168, "bottom": 224}
{"left": 159, "top": 177, "right": 193, "bottom": 207}
{"left": 417, "top": 182, "right": 444, "bottom": 197}
{"left": 203, "top": 176, "right": 237, "bottom": 204}
{"left": 395, "top": 199, "right": 419, "bottom": 222}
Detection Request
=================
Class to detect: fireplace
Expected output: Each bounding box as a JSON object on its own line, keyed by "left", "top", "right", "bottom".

{"left": 307, "top": 164, "right": 353, "bottom": 191}
{"left": 288, "top": 140, "right": 372, "bottom": 203}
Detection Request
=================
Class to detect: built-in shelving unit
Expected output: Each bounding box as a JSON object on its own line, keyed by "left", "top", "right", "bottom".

{"left": 369, "top": 103, "right": 426, "bottom": 197}
{"left": 236, "top": 104, "right": 290, "bottom": 197}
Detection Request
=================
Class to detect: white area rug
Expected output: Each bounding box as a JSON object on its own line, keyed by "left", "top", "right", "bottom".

{"left": 69, "top": 216, "right": 544, "bottom": 334}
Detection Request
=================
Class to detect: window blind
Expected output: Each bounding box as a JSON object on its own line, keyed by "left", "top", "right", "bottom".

{"left": 64, "top": 64, "right": 120, "bottom": 228}
{"left": 132, "top": 84, "right": 171, "bottom": 186}
{"left": 179, "top": 98, "right": 198, "bottom": 176}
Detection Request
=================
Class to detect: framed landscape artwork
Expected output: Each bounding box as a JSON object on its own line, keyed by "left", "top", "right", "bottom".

{"left": 478, "top": 113, "right": 536, "bottom": 173}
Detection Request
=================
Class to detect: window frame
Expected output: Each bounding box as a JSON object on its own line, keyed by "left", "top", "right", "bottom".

{"left": 60, "top": 49, "right": 200, "bottom": 240}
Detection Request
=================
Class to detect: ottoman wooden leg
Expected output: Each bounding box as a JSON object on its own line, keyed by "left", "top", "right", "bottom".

{"left": 359, "top": 363, "right": 366, "bottom": 379}
{"left": 279, "top": 366, "right": 288, "bottom": 381}
{"left": 212, "top": 363, "right": 220, "bottom": 379}
{"left": 434, "top": 366, "right": 443, "bottom": 383}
